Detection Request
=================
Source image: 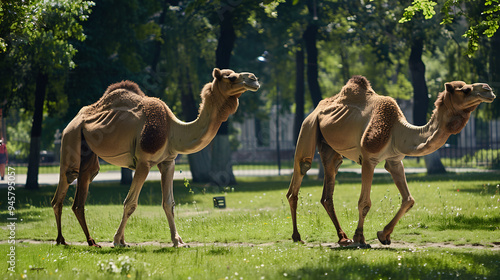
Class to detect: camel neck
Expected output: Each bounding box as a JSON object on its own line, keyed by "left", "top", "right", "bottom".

{"left": 168, "top": 85, "right": 225, "bottom": 154}
{"left": 397, "top": 106, "right": 452, "bottom": 156}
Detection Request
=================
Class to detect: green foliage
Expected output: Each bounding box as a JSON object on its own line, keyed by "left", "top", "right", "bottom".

{"left": 400, "top": 0, "right": 500, "bottom": 56}
{"left": 399, "top": 0, "right": 437, "bottom": 22}
{"left": 5, "top": 109, "right": 31, "bottom": 160}
{"left": 2, "top": 0, "right": 499, "bottom": 162}
{"left": 3, "top": 0, "right": 94, "bottom": 72}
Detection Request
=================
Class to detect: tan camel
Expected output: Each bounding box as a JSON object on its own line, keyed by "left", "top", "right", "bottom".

{"left": 51, "top": 68, "right": 259, "bottom": 247}
{"left": 287, "top": 76, "right": 495, "bottom": 247}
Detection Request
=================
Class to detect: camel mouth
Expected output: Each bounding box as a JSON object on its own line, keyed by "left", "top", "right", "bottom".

{"left": 243, "top": 81, "right": 260, "bottom": 91}
{"left": 480, "top": 96, "right": 495, "bottom": 103}
{"left": 478, "top": 92, "right": 496, "bottom": 103}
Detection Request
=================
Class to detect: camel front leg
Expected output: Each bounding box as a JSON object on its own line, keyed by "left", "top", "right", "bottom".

{"left": 158, "top": 160, "right": 186, "bottom": 247}
{"left": 113, "top": 162, "right": 150, "bottom": 247}
{"left": 377, "top": 160, "right": 415, "bottom": 245}
{"left": 318, "top": 141, "right": 351, "bottom": 246}
{"left": 352, "top": 159, "right": 376, "bottom": 248}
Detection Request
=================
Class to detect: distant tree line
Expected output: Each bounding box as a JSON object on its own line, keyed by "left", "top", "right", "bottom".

{"left": 0, "top": 0, "right": 498, "bottom": 189}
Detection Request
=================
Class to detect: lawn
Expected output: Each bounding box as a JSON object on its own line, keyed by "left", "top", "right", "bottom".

{"left": 1, "top": 172, "right": 499, "bottom": 279}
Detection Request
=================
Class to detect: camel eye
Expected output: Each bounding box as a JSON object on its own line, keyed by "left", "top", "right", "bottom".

{"left": 227, "top": 76, "right": 237, "bottom": 82}
{"left": 462, "top": 88, "right": 471, "bottom": 94}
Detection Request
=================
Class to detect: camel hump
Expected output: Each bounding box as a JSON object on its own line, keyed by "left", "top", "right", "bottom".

{"left": 140, "top": 97, "right": 168, "bottom": 154}
{"left": 339, "top": 75, "right": 373, "bottom": 99}
{"left": 348, "top": 75, "right": 371, "bottom": 89}
{"left": 105, "top": 80, "right": 146, "bottom": 97}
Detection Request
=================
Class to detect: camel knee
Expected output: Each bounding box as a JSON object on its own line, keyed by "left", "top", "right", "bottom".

{"left": 52, "top": 201, "right": 63, "bottom": 212}
{"left": 287, "top": 193, "right": 298, "bottom": 204}
{"left": 162, "top": 199, "right": 175, "bottom": 213}
{"left": 358, "top": 200, "right": 371, "bottom": 218}
{"left": 124, "top": 203, "right": 138, "bottom": 217}
{"left": 72, "top": 205, "right": 85, "bottom": 217}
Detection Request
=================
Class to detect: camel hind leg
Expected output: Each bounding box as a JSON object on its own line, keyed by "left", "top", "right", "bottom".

{"left": 286, "top": 113, "right": 319, "bottom": 243}
{"left": 72, "top": 135, "right": 100, "bottom": 247}
{"left": 317, "top": 139, "right": 352, "bottom": 246}
{"left": 51, "top": 119, "right": 83, "bottom": 245}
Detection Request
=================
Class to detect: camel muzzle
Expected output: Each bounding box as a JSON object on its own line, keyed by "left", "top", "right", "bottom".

{"left": 472, "top": 83, "right": 495, "bottom": 103}
{"left": 241, "top": 73, "right": 260, "bottom": 91}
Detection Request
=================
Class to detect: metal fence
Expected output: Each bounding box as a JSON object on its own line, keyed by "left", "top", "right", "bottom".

{"left": 232, "top": 112, "right": 500, "bottom": 174}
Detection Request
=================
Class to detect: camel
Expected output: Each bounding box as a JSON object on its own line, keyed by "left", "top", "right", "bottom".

{"left": 287, "top": 76, "right": 495, "bottom": 247}
{"left": 51, "top": 68, "right": 259, "bottom": 247}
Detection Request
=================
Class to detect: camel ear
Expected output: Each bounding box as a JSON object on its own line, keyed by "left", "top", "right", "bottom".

{"left": 445, "top": 83, "right": 455, "bottom": 94}
{"left": 213, "top": 68, "right": 222, "bottom": 80}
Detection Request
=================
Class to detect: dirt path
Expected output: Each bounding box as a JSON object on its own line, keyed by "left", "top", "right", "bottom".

{"left": 4, "top": 239, "right": 500, "bottom": 251}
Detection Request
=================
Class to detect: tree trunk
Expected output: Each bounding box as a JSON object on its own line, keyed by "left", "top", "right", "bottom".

{"left": 425, "top": 151, "right": 446, "bottom": 174}
{"left": 188, "top": 149, "right": 212, "bottom": 182}
{"left": 26, "top": 71, "right": 48, "bottom": 190}
{"left": 490, "top": 29, "right": 500, "bottom": 118}
{"left": 211, "top": 10, "right": 237, "bottom": 186}
{"left": 303, "top": 23, "right": 322, "bottom": 107}
{"left": 409, "top": 37, "right": 446, "bottom": 174}
{"left": 303, "top": 21, "right": 323, "bottom": 179}
{"left": 339, "top": 43, "right": 351, "bottom": 83}
{"left": 293, "top": 46, "right": 305, "bottom": 145}
{"left": 120, "top": 168, "right": 133, "bottom": 185}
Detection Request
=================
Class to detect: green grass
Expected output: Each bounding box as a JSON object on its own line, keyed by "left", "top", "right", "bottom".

{"left": 1, "top": 172, "right": 499, "bottom": 279}
{"left": 1, "top": 243, "right": 499, "bottom": 280}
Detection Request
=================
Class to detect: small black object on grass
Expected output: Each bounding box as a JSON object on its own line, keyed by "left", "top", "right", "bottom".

{"left": 213, "top": 196, "right": 226, "bottom": 209}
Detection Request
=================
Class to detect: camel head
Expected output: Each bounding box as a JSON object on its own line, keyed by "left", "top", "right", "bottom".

{"left": 445, "top": 81, "right": 496, "bottom": 110}
{"left": 212, "top": 68, "right": 260, "bottom": 97}
{"left": 439, "top": 81, "right": 496, "bottom": 133}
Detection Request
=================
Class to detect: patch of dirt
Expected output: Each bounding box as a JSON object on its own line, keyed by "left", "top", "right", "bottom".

{"left": 2, "top": 239, "right": 499, "bottom": 250}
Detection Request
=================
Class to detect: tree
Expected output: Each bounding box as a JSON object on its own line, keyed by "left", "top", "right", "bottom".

{"left": 0, "top": 0, "right": 94, "bottom": 189}
{"left": 400, "top": 0, "right": 500, "bottom": 56}
{"left": 303, "top": 0, "right": 323, "bottom": 107}
{"left": 65, "top": 0, "right": 162, "bottom": 185}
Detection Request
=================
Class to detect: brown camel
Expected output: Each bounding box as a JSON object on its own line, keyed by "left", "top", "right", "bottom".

{"left": 51, "top": 68, "right": 259, "bottom": 247}
{"left": 287, "top": 76, "right": 495, "bottom": 247}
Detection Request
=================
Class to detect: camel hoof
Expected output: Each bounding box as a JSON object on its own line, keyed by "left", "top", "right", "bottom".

{"left": 338, "top": 238, "right": 354, "bottom": 247}
{"left": 292, "top": 233, "right": 302, "bottom": 243}
{"left": 174, "top": 243, "right": 190, "bottom": 248}
{"left": 112, "top": 243, "right": 130, "bottom": 248}
{"left": 87, "top": 239, "right": 101, "bottom": 248}
{"left": 56, "top": 237, "right": 69, "bottom": 246}
{"left": 377, "top": 231, "right": 391, "bottom": 245}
